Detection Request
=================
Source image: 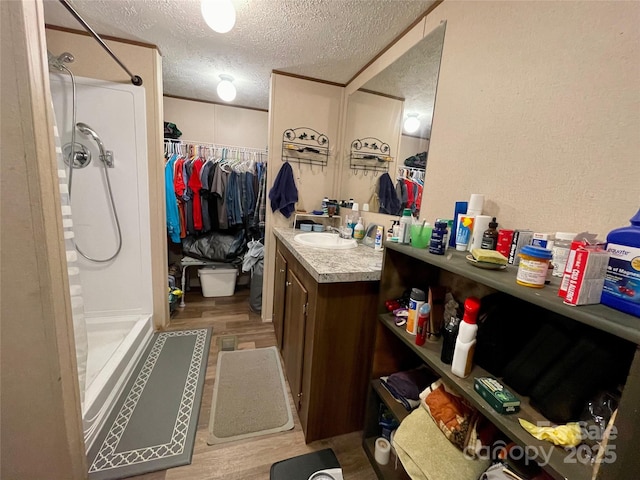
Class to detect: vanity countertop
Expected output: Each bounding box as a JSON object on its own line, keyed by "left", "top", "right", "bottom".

{"left": 273, "top": 227, "right": 383, "bottom": 284}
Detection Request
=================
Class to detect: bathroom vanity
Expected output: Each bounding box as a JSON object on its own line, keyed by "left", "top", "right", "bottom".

{"left": 273, "top": 227, "right": 382, "bottom": 442}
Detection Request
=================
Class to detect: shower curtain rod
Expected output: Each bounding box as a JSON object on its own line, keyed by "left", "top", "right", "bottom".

{"left": 58, "top": 0, "right": 143, "bottom": 86}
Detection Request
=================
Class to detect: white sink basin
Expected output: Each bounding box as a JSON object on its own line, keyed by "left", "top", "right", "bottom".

{"left": 294, "top": 232, "right": 358, "bottom": 250}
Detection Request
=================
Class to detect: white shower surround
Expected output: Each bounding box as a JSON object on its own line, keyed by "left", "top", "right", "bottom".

{"left": 49, "top": 74, "right": 154, "bottom": 450}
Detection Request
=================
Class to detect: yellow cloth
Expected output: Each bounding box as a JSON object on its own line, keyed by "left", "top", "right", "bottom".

{"left": 518, "top": 418, "right": 582, "bottom": 447}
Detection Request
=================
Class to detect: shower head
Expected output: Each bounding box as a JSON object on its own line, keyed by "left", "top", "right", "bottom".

{"left": 76, "top": 122, "right": 107, "bottom": 160}
{"left": 47, "top": 51, "right": 75, "bottom": 71}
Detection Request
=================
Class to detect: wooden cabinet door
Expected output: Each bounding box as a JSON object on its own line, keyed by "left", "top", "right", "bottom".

{"left": 281, "top": 269, "right": 307, "bottom": 412}
{"left": 273, "top": 250, "right": 287, "bottom": 350}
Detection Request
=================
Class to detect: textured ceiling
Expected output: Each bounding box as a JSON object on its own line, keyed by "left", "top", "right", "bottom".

{"left": 43, "top": 0, "right": 436, "bottom": 110}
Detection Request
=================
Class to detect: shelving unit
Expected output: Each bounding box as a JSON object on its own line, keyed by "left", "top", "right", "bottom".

{"left": 363, "top": 243, "right": 640, "bottom": 480}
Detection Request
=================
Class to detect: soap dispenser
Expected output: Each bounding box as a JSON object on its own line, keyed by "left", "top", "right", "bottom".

{"left": 354, "top": 217, "right": 365, "bottom": 241}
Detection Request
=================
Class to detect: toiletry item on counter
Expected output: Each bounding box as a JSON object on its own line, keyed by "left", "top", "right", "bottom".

{"left": 557, "top": 234, "right": 602, "bottom": 299}
{"left": 374, "top": 225, "right": 384, "bottom": 251}
{"left": 354, "top": 217, "right": 365, "bottom": 241}
{"left": 399, "top": 209, "right": 413, "bottom": 244}
{"left": 516, "top": 245, "right": 553, "bottom": 288}
{"left": 344, "top": 215, "right": 353, "bottom": 238}
{"left": 455, "top": 215, "right": 475, "bottom": 251}
{"left": 451, "top": 297, "right": 480, "bottom": 378}
{"left": 601, "top": 207, "right": 640, "bottom": 317}
{"left": 322, "top": 196, "right": 329, "bottom": 215}
{"left": 352, "top": 202, "right": 359, "bottom": 212}
{"left": 469, "top": 215, "right": 492, "bottom": 251}
{"left": 427, "top": 286, "right": 446, "bottom": 342}
{"left": 467, "top": 194, "right": 485, "bottom": 216}
{"left": 551, "top": 232, "right": 578, "bottom": 276}
{"left": 429, "top": 221, "right": 448, "bottom": 255}
{"left": 406, "top": 288, "right": 426, "bottom": 335}
{"left": 449, "top": 202, "right": 468, "bottom": 248}
{"left": 437, "top": 218, "right": 454, "bottom": 250}
{"left": 507, "top": 229, "right": 533, "bottom": 266}
{"left": 480, "top": 217, "right": 499, "bottom": 250}
{"left": 415, "top": 302, "right": 431, "bottom": 346}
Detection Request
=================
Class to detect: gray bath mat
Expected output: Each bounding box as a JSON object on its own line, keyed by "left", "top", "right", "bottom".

{"left": 87, "top": 328, "right": 211, "bottom": 480}
{"left": 207, "top": 346, "right": 294, "bottom": 444}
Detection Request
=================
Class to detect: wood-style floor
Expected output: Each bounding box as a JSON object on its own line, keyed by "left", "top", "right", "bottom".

{"left": 128, "top": 285, "right": 377, "bottom": 480}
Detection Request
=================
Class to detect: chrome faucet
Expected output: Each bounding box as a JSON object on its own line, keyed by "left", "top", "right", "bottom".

{"left": 327, "top": 226, "right": 352, "bottom": 239}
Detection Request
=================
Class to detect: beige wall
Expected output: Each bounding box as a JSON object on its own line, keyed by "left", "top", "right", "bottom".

{"left": 262, "top": 73, "right": 345, "bottom": 321}
{"left": 163, "top": 96, "right": 268, "bottom": 148}
{"left": 418, "top": 1, "right": 640, "bottom": 235}
{"left": 399, "top": 135, "right": 429, "bottom": 166}
{"left": 45, "top": 28, "right": 169, "bottom": 327}
{"left": 1, "top": 1, "right": 86, "bottom": 478}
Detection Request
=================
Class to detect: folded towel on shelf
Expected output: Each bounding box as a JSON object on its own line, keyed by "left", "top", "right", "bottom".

{"left": 380, "top": 377, "right": 420, "bottom": 411}
{"left": 268, "top": 162, "right": 298, "bottom": 218}
{"left": 393, "top": 407, "right": 490, "bottom": 480}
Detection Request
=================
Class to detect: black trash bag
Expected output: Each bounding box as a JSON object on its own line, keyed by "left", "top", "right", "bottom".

{"left": 182, "top": 230, "right": 246, "bottom": 264}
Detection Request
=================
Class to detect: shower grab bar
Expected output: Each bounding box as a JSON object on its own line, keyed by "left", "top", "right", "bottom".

{"left": 57, "top": 0, "right": 143, "bottom": 86}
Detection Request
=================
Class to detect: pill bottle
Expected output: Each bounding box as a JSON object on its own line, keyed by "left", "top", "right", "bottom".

{"left": 551, "top": 232, "right": 577, "bottom": 277}
{"left": 517, "top": 245, "right": 553, "bottom": 288}
{"left": 429, "top": 221, "right": 448, "bottom": 255}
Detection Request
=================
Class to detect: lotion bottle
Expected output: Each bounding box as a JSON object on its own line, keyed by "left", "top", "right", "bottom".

{"left": 451, "top": 297, "right": 481, "bottom": 378}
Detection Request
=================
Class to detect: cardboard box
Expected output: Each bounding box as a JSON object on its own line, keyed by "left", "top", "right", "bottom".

{"left": 496, "top": 229, "right": 514, "bottom": 258}
{"left": 507, "top": 230, "right": 533, "bottom": 266}
{"left": 563, "top": 247, "right": 610, "bottom": 306}
{"left": 474, "top": 377, "right": 520, "bottom": 414}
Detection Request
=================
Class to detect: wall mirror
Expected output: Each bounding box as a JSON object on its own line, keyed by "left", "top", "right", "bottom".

{"left": 339, "top": 21, "right": 446, "bottom": 218}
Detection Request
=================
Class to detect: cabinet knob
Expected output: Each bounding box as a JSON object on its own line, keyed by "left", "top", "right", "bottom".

{"left": 286, "top": 281, "right": 292, "bottom": 287}
{"left": 297, "top": 393, "right": 303, "bottom": 398}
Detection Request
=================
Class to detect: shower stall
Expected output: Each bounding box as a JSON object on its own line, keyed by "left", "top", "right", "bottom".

{"left": 48, "top": 68, "right": 154, "bottom": 450}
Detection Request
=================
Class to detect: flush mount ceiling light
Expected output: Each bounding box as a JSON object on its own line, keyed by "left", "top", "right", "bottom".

{"left": 201, "top": 0, "right": 236, "bottom": 34}
{"left": 404, "top": 114, "right": 420, "bottom": 134}
{"left": 217, "top": 75, "right": 236, "bottom": 102}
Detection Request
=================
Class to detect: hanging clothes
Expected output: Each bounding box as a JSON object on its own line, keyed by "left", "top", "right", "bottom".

{"left": 379, "top": 172, "right": 401, "bottom": 215}
{"left": 165, "top": 153, "right": 181, "bottom": 243}
{"left": 199, "top": 160, "right": 215, "bottom": 232}
{"left": 211, "top": 159, "right": 229, "bottom": 230}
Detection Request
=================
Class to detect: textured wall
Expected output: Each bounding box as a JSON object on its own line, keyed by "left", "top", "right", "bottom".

{"left": 421, "top": 1, "right": 640, "bottom": 236}
{"left": 163, "top": 97, "right": 268, "bottom": 148}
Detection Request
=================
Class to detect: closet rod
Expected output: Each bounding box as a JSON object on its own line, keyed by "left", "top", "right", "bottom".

{"left": 58, "top": 0, "right": 143, "bottom": 86}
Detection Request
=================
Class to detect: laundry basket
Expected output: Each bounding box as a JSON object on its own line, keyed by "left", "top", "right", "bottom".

{"left": 198, "top": 265, "right": 237, "bottom": 297}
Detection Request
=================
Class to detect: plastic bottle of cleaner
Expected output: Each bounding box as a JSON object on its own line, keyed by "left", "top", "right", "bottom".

{"left": 354, "top": 217, "right": 365, "bottom": 241}
{"left": 400, "top": 209, "right": 412, "bottom": 244}
{"left": 374, "top": 225, "right": 384, "bottom": 251}
{"left": 601, "top": 206, "right": 640, "bottom": 317}
{"left": 322, "top": 196, "right": 329, "bottom": 215}
{"left": 451, "top": 297, "right": 481, "bottom": 378}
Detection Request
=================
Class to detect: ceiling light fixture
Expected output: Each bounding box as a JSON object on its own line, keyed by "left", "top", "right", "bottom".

{"left": 217, "top": 74, "right": 236, "bottom": 102}
{"left": 403, "top": 114, "right": 420, "bottom": 134}
{"left": 201, "top": 0, "right": 236, "bottom": 34}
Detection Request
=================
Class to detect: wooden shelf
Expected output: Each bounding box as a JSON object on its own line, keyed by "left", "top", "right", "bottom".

{"left": 371, "top": 379, "right": 410, "bottom": 423}
{"left": 363, "top": 436, "right": 410, "bottom": 480}
{"left": 378, "top": 313, "right": 592, "bottom": 480}
{"left": 384, "top": 243, "right": 640, "bottom": 344}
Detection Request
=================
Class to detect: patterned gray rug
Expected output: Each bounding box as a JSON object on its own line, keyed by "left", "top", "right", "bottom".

{"left": 87, "top": 328, "right": 211, "bottom": 480}
{"left": 207, "top": 346, "right": 294, "bottom": 445}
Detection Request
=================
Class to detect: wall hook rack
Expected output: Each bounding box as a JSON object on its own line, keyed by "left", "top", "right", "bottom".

{"left": 282, "top": 127, "right": 330, "bottom": 168}
{"left": 349, "top": 137, "right": 393, "bottom": 174}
